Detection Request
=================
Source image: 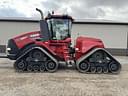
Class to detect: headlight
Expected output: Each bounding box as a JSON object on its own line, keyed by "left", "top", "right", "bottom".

{"left": 75, "top": 48, "right": 79, "bottom": 51}
{"left": 7, "top": 48, "right": 11, "bottom": 51}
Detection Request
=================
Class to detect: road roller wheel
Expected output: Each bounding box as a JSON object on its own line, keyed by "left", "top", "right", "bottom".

{"left": 90, "top": 66, "right": 96, "bottom": 73}
{"left": 33, "top": 64, "right": 40, "bottom": 72}
{"left": 76, "top": 61, "right": 90, "bottom": 73}
{"left": 27, "top": 64, "right": 33, "bottom": 72}
{"left": 45, "top": 60, "right": 58, "bottom": 73}
{"left": 40, "top": 63, "right": 45, "bottom": 72}
{"left": 103, "top": 66, "right": 108, "bottom": 73}
{"left": 96, "top": 67, "right": 102, "bottom": 74}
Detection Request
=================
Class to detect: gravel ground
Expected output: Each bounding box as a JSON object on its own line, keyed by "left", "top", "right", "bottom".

{"left": 0, "top": 57, "right": 128, "bottom": 96}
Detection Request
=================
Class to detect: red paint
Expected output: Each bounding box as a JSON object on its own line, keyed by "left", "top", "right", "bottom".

{"left": 13, "top": 31, "right": 40, "bottom": 49}
{"left": 12, "top": 32, "right": 104, "bottom": 61}
{"left": 75, "top": 36, "right": 104, "bottom": 60}
{"left": 13, "top": 31, "right": 71, "bottom": 61}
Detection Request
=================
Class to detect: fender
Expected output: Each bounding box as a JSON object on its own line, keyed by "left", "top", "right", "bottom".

{"left": 16, "top": 46, "right": 58, "bottom": 65}
{"left": 75, "top": 36, "right": 104, "bottom": 59}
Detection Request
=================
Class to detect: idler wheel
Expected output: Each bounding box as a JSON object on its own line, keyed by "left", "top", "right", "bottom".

{"left": 76, "top": 61, "right": 90, "bottom": 73}
{"left": 109, "top": 61, "right": 121, "bottom": 74}
{"left": 14, "top": 60, "right": 27, "bottom": 72}
{"left": 45, "top": 60, "right": 58, "bottom": 73}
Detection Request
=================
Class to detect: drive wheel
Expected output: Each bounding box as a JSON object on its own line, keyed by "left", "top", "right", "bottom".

{"left": 77, "top": 61, "right": 90, "bottom": 73}
{"left": 96, "top": 67, "right": 102, "bottom": 73}
{"left": 109, "top": 61, "right": 120, "bottom": 74}
{"left": 14, "top": 60, "right": 27, "bottom": 72}
{"left": 30, "top": 49, "right": 44, "bottom": 60}
{"left": 45, "top": 60, "right": 58, "bottom": 73}
{"left": 92, "top": 51, "right": 104, "bottom": 61}
{"left": 90, "top": 66, "right": 96, "bottom": 73}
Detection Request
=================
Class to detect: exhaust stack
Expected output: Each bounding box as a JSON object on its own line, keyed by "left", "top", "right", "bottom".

{"left": 36, "top": 8, "right": 44, "bottom": 20}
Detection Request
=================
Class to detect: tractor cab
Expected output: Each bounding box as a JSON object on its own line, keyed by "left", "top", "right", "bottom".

{"left": 36, "top": 8, "right": 73, "bottom": 41}
{"left": 46, "top": 15, "right": 73, "bottom": 40}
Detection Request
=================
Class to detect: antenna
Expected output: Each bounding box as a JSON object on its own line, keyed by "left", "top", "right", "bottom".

{"left": 36, "top": 8, "right": 44, "bottom": 20}
{"left": 52, "top": 11, "right": 54, "bottom": 15}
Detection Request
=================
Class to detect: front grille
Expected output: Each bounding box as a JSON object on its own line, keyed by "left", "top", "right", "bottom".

{"left": 7, "top": 39, "right": 19, "bottom": 55}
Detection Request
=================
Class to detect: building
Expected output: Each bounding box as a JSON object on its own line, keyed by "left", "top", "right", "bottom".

{"left": 0, "top": 18, "right": 127, "bottom": 55}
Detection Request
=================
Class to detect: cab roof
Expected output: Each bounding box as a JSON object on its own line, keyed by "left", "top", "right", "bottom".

{"left": 45, "top": 14, "right": 73, "bottom": 21}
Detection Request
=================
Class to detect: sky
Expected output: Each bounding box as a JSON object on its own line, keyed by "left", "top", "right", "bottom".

{"left": 0, "top": 0, "right": 128, "bottom": 21}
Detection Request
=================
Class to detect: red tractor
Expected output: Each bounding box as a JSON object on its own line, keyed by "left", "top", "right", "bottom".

{"left": 6, "top": 8, "right": 121, "bottom": 73}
